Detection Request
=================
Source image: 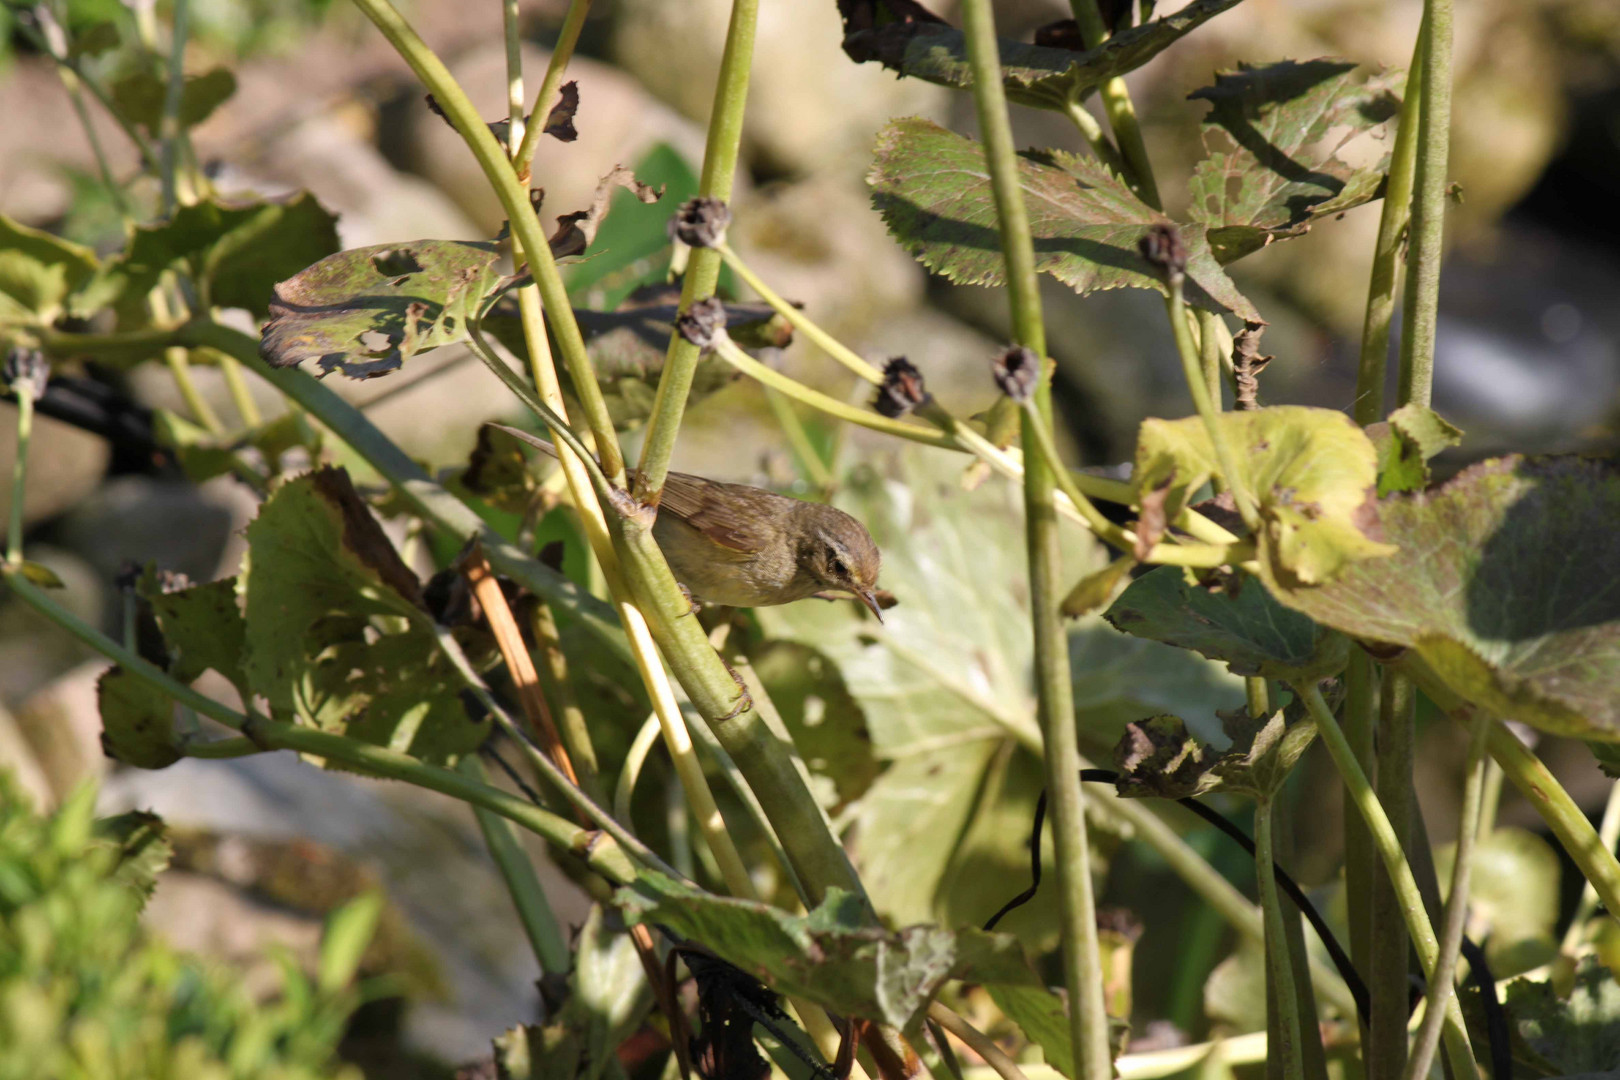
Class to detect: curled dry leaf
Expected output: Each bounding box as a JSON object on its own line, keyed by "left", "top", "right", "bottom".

{"left": 543, "top": 80, "right": 580, "bottom": 142}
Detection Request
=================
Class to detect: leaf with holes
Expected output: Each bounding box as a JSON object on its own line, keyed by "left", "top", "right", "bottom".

{"left": 258, "top": 239, "right": 502, "bottom": 378}
{"left": 1105, "top": 565, "right": 1347, "bottom": 680}
{"left": 1187, "top": 60, "right": 1402, "bottom": 263}
{"left": 1134, "top": 406, "right": 1395, "bottom": 586}
{"left": 842, "top": 0, "right": 1243, "bottom": 111}
{"left": 137, "top": 567, "right": 248, "bottom": 693}
{"left": 1367, "top": 403, "right": 1464, "bottom": 496}
{"left": 1263, "top": 456, "right": 1620, "bottom": 738}
{"left": 616, "top": 872, "right": 1041, "bottom": 1031}
{"left": 239, "top": 467, "right": 490, "bottom": 764}
{"left": 869, "top": 118, "right": 1259, "bottom": 320}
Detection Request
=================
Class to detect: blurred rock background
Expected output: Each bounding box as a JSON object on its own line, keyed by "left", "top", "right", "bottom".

{"left": 1, "top": 0, "right": 1617, "bottom": 1071}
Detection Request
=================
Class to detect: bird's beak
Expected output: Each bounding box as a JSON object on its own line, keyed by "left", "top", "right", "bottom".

{"left": 859, "top": 590, "right": 884, "bottom": 623}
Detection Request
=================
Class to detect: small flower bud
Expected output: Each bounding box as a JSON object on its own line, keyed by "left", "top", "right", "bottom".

{"left": 668, "top": 197, "right": 732, "bottom": 249}
{"left": 675, "top": 297, "right": 728, "bottom": 350}
{"left": 872, "top": 356, "right": 931, "bottom": 418}
{"left": 3, "top": 347, "right": 49, "bottom": 401}
{"left": 1138, "top": 223, "right": 1187, "bottom": 280}
{"left": 991, "top": 345, "right": 1040, "bottom": 404}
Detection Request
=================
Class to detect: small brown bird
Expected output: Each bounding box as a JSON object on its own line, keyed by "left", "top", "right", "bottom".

{"left": 490, "top": 425, "right": 884, "bottom": 620}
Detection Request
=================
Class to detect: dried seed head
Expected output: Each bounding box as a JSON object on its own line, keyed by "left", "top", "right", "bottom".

{"left": 872, "top": 356, "right": 931, "bottom": 418}
{"left": 675, "top": 297, "right": 729, "bottom": 350}
{"left": 1138, "top": 223, "right": 1187, "bottom": 280}
{"left": 991, "top": 345, "right": 1040, "bottom": 403}
{"left": 668, "top": 197, "right": 732, "bottom": 249}
{"left": 3, "top": 347, "right": 49, "bottom": 401}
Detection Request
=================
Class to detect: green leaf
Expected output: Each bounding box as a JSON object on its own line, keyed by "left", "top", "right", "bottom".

{"left": 96, "top": 666, "right": 182, "bottom": 769}
{"left": 92, "top": 809, "right": 172, "bottom": 904}
{"left": 1105, "top": 565, "right": 1347, "bottom": 680}
{"left": 136, "top": 567, "right": 248, "bottom": 692}
{"left": 155, "top": 408, "right": 323, "bottom": 483}
{"left": 748, "top": 641, "right": 879, "bottom": 811}
{"left": 1262, "top": 456, "right": 1620, "bottom": 738}
{"left": 1504, "top": 960, "right": 1620, "bottom": 1076}
{"left": 989, "top": 984, "right": 1074, "bottom": 1078}
{"left": 1112, "top": 706, "right": 1316, "bottom": 801}
{"left": 615, "top": 872, "right": 1041, "bottom": 1030}
{"left": 1436, "top": 827, "right": 1559, "bottom": 978}
{"left": 759, "top": 455, "right": 1240, "bottom": 926}
{"left": 116, "top": 192, "right": 340, "bottom": 319}
{"left": 109, "top": 66, "right": 237, "bottom": 132}
{"left": 16, "top": 561, "right": 64, "bottom": 588}
{"left": 869, "top": 118, "right": 1260, "bottom": 321}
{"left": 842, "top": 0, "right": 1244, "bottom": 111}
{"left": 317, "top": 890, "right": 383, "bottom": 993}
{"left": 1187, "top": 60, "right": 1402, "bottom": 263}
{"left": 240, "top": 467, "right": 489, "bottom": 764}
{"left": 0, "top": 212, "right": 100, "bottom": 324}
{"left": 259, "top": 239, "right": 504, "bottom": 377}
{"left": 1367, "top": 404, "right": 1464, "bottom": 496}
{"left": 1134, "top": 405, "right": 1396, "bottom": 585}
{"left": 573, "top": 904, "right": 653, "bottom": 1080}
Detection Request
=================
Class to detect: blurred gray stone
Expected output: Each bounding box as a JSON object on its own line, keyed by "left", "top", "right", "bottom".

{"left": 55, "top": 474, "right": 256, "bottom": 586}
{"left": 610, "top": 0, "right": 947, "bottom": 177}
{"left": 0, "top": 406, "right": 111, "bottom": 530}
{"left": 0, "top": 546, "right": 102, "bottom": 706}
{"left": 100, "top": 752, "right": 592, "bottom": 1061}
{"left": 10, "top": 658, "right": 108, "bottom": 800}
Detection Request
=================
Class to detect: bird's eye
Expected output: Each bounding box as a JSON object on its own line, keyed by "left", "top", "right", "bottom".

{"left": 826, "top": 546, "right": 848, "bottom": 578}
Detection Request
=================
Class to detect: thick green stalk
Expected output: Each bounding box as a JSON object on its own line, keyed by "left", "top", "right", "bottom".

{"left": 180, "top": 322, "right": 629, "bottom": 659}
{"left": 1396, "top": 0, "right": 1453, "bottom": 409}
{"left": 1562, "top": 779, "right": 1620, "bottom": 952}
{"left": 960, "top": 0, "right": 1109, "bottom": 1075}
{"left": 7, "top": 383, "right": 34, "bottom": 566}
{"left": 158, "top": 0, "right": 192, "bottom": 214}
{"left": 1353, "top": 21, "right": 1426, "bottom": 424}
{"left": 633, "top": 0, "right": 758, "bottom": 500}
{"left": 502, "top": 0, "right": 526, "bottom": 155}
{"left": 1401, "top": 711, "right": 1489, "bottom": 1080}
{"left": 1340, "top": 653, "right": 1378, "bottom": 1031}
{"left": 513, "top": 0, "right": 594, "bottom": 180}
{"left": 2, "top": 569, "right": 639, "bottom": 884}
{"left": 1296, "top": 683, "right": 1477, "bottom": 1077}
{"left": 348, "top": 0, "right": 625, "bottom": 481}
{"left": 1489, "top": 723, "right": 1620, "bottom": 918}
{"left": 1066, "top": 0, "right": 1161, "bottom": 208}
{"left": 461, "top": 756, "right": 572, "bottom": 974}
{"left": 531, "top": 601, "right": 603, "bottom": 803}
{"left": 1255, "top": 796, "right": 1305, "bottom": 1080}
{"left": 1195, "top": 309, "right": 1224, "bottom": 408}
{"left": 1370, "top": 675, "right": 1414, "bottom": 1080}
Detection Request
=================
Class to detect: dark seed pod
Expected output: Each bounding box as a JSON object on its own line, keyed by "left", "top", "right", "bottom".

{"left": 668, "top": 197, "right": 732, "bottom": 249}
{"left": 3, "top": 347, "right": 49, "bottom": 400}
{"left": 1138, "top": 223, "right": 1187, "bottom": 280}
{"left": 991, "top": 345, "right": 1040, "bottom": 404}
{"left": 675, "top": 297, "right": 729, "bottom": 350}
{"left": 872, "top": 356, "right": 931, "bottom": 418}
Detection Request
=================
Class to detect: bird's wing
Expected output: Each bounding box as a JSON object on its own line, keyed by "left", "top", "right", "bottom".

{"left": 657, "top": 473, "right": 776, "bottom": 554}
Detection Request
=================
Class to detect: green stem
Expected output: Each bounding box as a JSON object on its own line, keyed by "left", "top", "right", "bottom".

{"left": 1066, "top": 0, "right": 1161, "bottom": 208}
{"left": 1196, "top": 309, "right": 1224, "bottom": 409}
{"left": 216, "top": 349, "right": 262, "bottom": 428}
{"left": 502, "top": 0, "right": 526, "bottom": 156}
{"left": 1488, "top": 722, "right": 1620, "bottom": 920}
{"left": 513, "top": 0, "right": 593, "bottom": 179}
{"left": 717, "top": 243, "right": 885, "bottom": 383}
{"left": 1396, "top": 0, "right": 1453, "bottom": 409}
{"left": 1017, "top": 400, "right": 1134, "bottom": 552}
{"left": 164, "top": 348, "right": 223, "bottom": 433}
{"left": 1061, "top": 99, "right": 1125, "bottom": 175}
{"left": 461, "top": 755, "right": 572, "bottom": 974}
{"left": 764, "top": 388, "right": 836, "bottom": 492}
{"left": 531, "top": 600, "right": 603, "bottom": 803}
{"left": 2, "top": 568, "right": 639, "bottom": 884}
{"left": 1296, "top": 682, "right": 1477, "bottom": 1076}
{"left": 1340, "top": 653, "right": 1378, "bottom": 1026}
{"left": 17, "top": 16, "right": 160, "bottom": 174}
{"left": 928, "top": 1003, "right": 1032, "bottom": 1080}
{"left": 158, "top": 0, "right": 191, "bottom": 214}
{"left": 633, "top": 0, "right": 759, "bottom": 500}
{"left": 1165, "top": 280, "right": 1258, "bottom": 531}
{"left": 7, "top": 386, "right": 34, "bottom": 566}
{"left": 1370, "top": 673, "right": 1414, "bottom": 1080}
{"left": 1562, "top": 778, "right": 1620, "bottom": 952}
{"left": 1353, "top": 18, "right": 1427, "bottom": 425}
{"left": 1255, "top": 796, "right": 1305, "bottom": 1080}
{"left": 1401, "top": 710, "right": 1490, "bottom": 1080}
{"left": 960, "top": 0, "right": 1107, "bottom": 1074}
{"left": 348, "top": 0, "right": 625, "bottom": 481}
{"left": 712, "top": 337, "right": 957, "bottom": 449}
